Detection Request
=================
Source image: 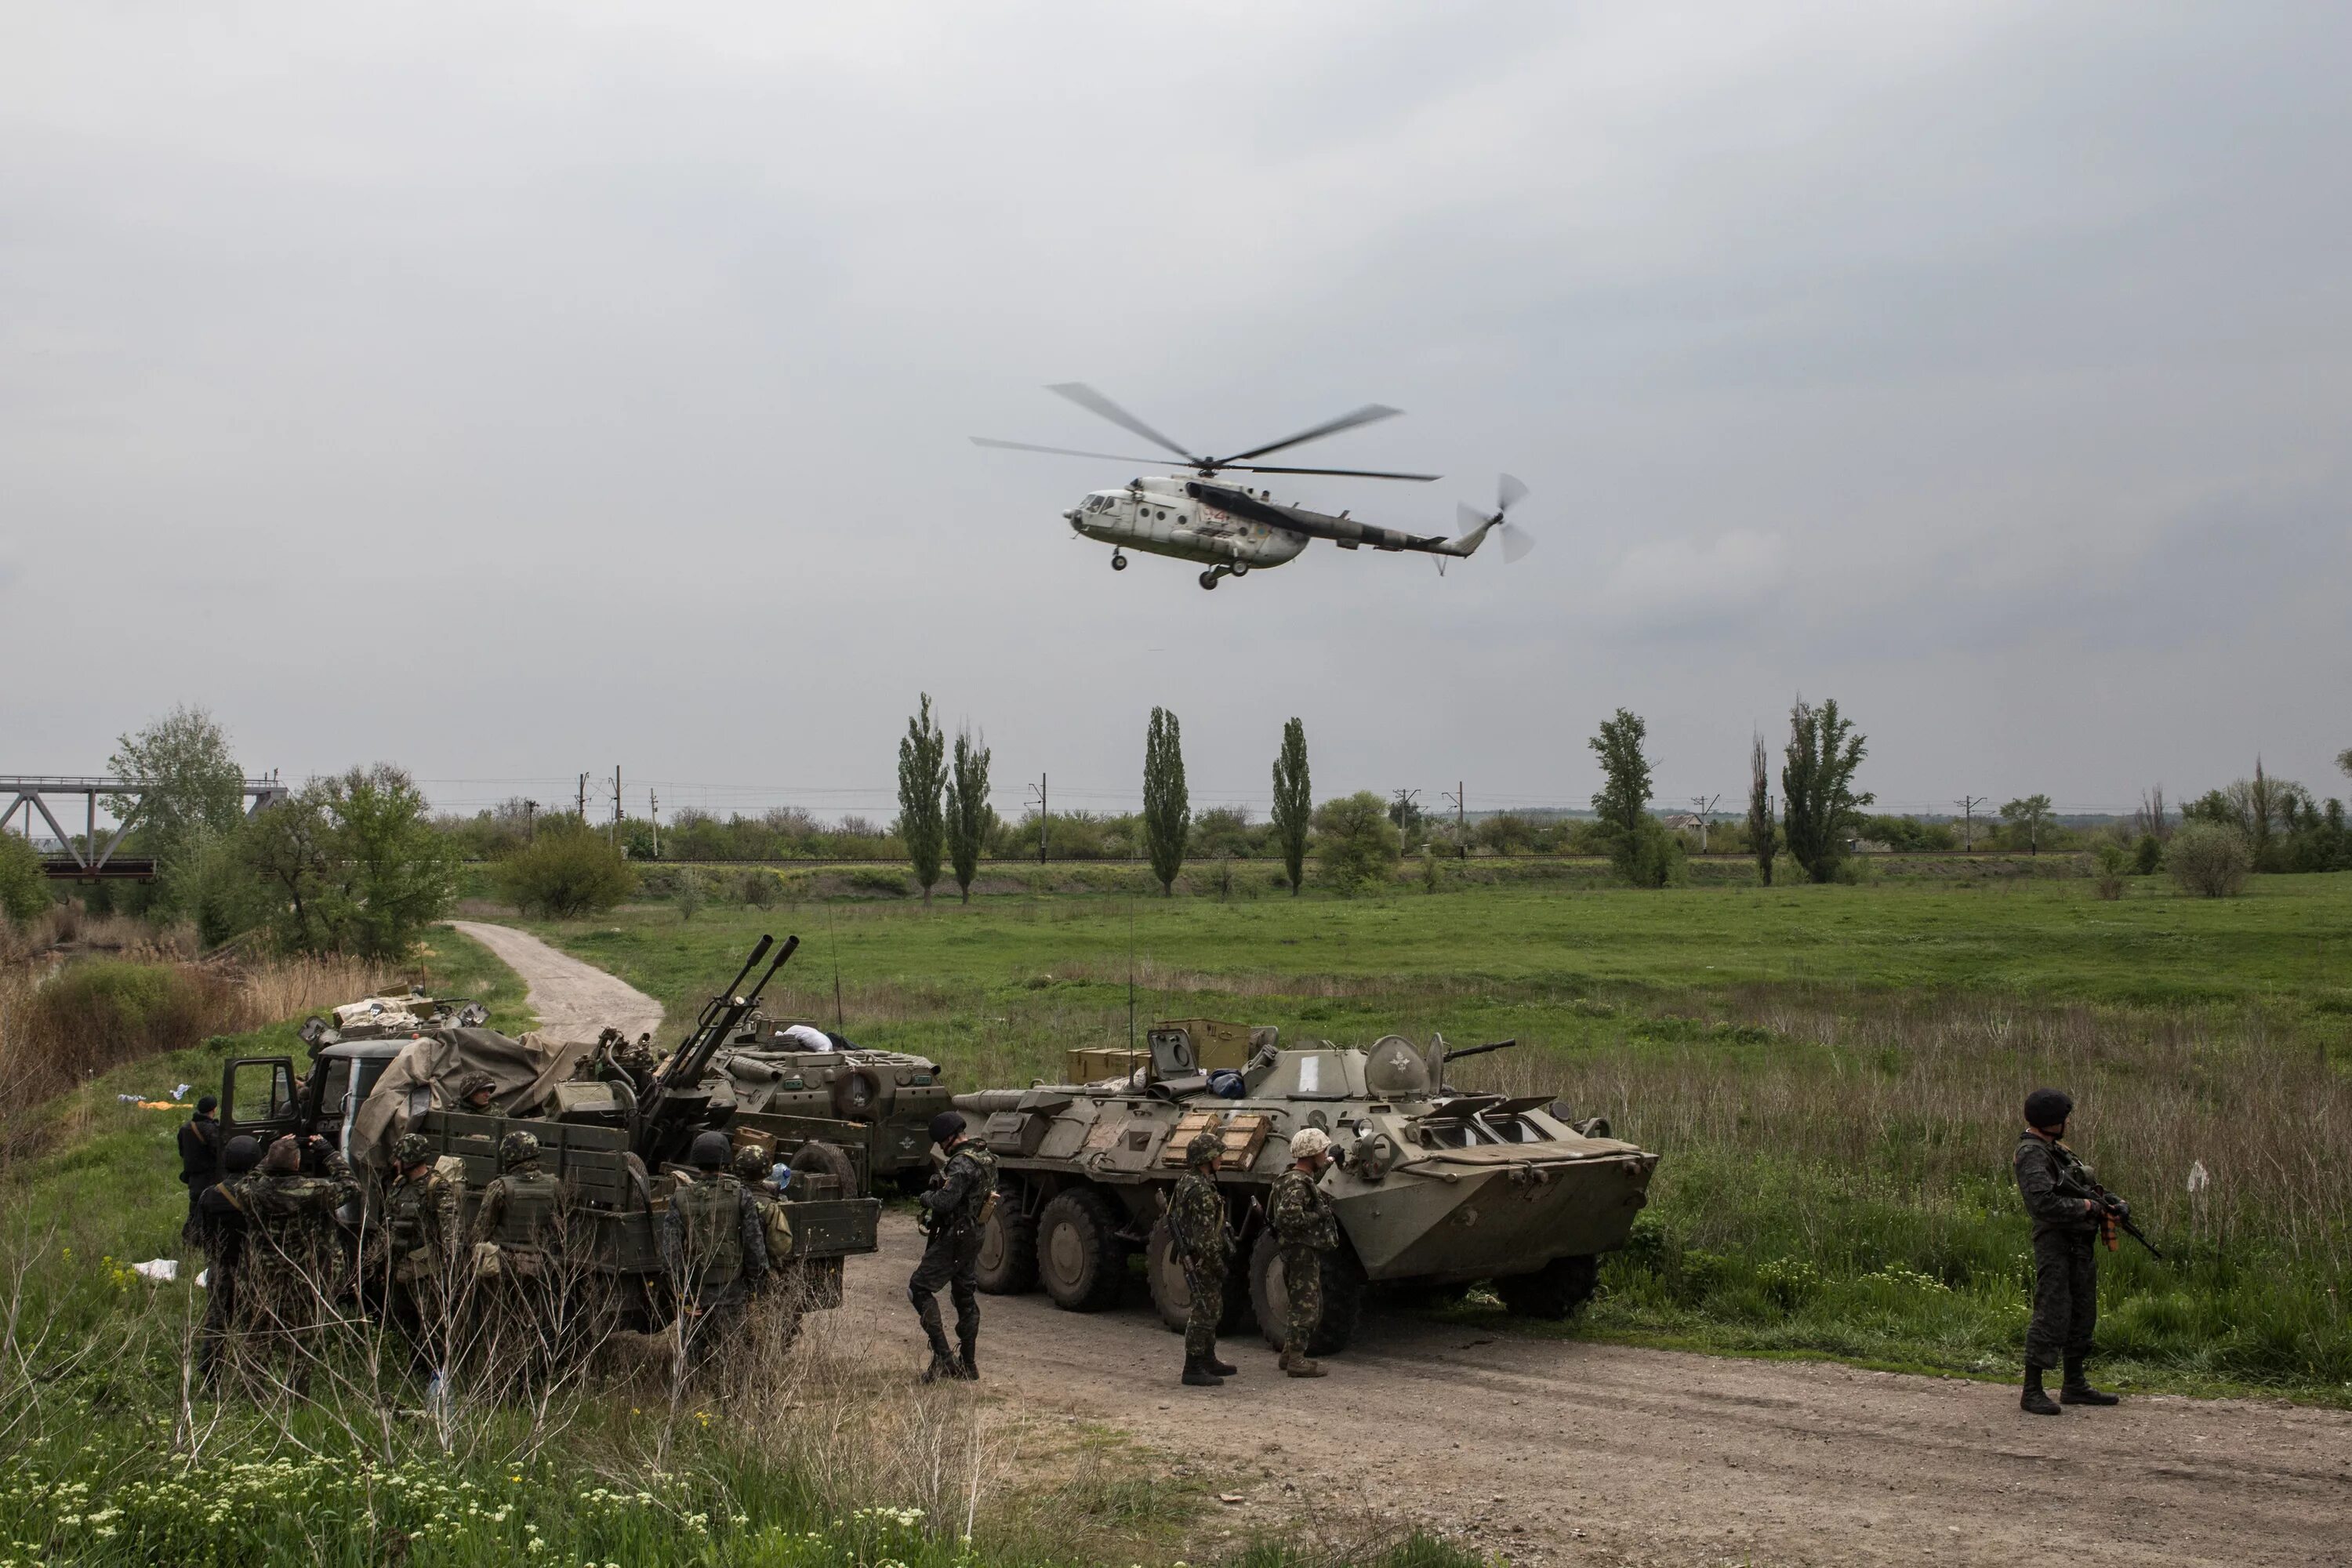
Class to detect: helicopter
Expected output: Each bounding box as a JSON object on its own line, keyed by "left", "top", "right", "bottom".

{"left": 973, "top": 383, "right": 1535, "bottom": 589}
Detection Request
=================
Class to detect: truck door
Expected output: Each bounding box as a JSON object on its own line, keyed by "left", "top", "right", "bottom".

{"left": 220, "top": 1056, "right": 301, "bottom": 1146}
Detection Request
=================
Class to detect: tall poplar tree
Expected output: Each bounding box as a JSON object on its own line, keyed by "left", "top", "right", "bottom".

{"left": 1780, "top": 696, "right": 1871, "bottom": 883}
{"left": 897, "top": 694, "right": 946, "bottom": 905}
{"left": 1142, "top": 706, "right": 1189, "bottom": 895}
{"left": 943, "top": 725, "right": 993, "bottom": 904}
{"left": 1747, "top": 730, "right": 1777, "bottom": 887}
{"left": 1270, "top": 717, "right": 1312, "bottom": 895}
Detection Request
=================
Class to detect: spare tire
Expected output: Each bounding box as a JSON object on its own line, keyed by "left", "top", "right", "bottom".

{"left": 787, "top": 1138, "right": 859, "bottom": 1199}
{"left": 829, "top": 1067, "right": 883, "bottom": 1121}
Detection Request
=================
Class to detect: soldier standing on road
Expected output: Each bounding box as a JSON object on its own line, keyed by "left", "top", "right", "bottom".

{"left": 909, "top": 1111, "right": 996, "bottom": 1384}
{"left": 1269, "top": 1126, "right": 1339, "bottom": 1379}
{"left": 239, "top": 1132, "right": 363, "bottom": 1386}
{"left": 1169, "top": 1126, "right": 1239, "bottom": 1387}
{"left": 191, "top": 1133, "right": 262, "bottom": 1385}
{"left": 662, "top": 1132, "right": 769, "bottom": 1377}
{"left": 177, "top": 1094, "right": 222, "bottom": 1238}
{"left": 2014, "top": 1088, "right": 2120, "bottom": 1415}
{"left": 383, "top": 1133, "right": 463, "bottom": 1374}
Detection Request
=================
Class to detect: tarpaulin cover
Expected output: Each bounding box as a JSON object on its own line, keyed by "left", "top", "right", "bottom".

{"left": 350, "top": 1026, "right": 592, "bottom": 1167}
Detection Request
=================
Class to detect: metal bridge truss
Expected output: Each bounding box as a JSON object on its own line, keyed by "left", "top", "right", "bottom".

{"left": 0, "top": 775, "right": 289, "bottom": 880}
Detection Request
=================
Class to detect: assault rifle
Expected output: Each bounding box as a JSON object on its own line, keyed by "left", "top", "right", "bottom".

{"left": 2053, "top": 1143, "right": 2161, "bottom": 1258}
{"left": 632, "top": 934, "right": 799, "bottom": 1166}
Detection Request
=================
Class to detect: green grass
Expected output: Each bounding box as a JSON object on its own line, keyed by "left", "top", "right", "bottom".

{"left": 520, "top": 873, "right": 2352, "bottom": 1402}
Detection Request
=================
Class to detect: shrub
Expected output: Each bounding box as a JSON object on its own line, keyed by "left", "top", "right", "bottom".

{"left": 496, "top": 826, "right": 637, "bottom": 916}
{"left": 1312, "top": 792, "right": 1401, "bottom": 895}
{"left": 740, "top": 869, "right": 778, "bottom": 908}
{"left": 2168, "top": 820, "right": 2252, "bottom": 898}
{"left": 0, "top": 833, "right": 49, "bottom": 927}
{"left": 2132, "top": 833, "right": 2162, "bottom": 876}
{"left": 1610, "top": 815, "right": 1687, "bottom": 889}
{"left": 675, "top": 866, "right": 705, "bottom": 921}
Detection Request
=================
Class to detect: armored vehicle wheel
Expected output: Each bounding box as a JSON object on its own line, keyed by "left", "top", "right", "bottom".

{"left": 1036, "top": 1188, "right": 1126, "bottom": 1312}
{"left": 1145, "top": 1218, "right": 1252, "bottom": 1336}
{"left": 1247, "top": 1231, "right": 1366, "bottom": 1356}
{"left": 975, "top": 1187, "right": 1038, "bottom": 1294}
{"left": 1494, "top": 1254, "right": 1599, "bottom": 1319}
{"left": 789, "top": 1139, "right": 860, "bottom": 1198}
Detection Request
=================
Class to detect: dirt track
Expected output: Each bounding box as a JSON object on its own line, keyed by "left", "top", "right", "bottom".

{"left": 445, "top": 920, "right": 666, "bottom": 1043}
{"left": 473, "top": 923, "right": 2352, "bottom": 1566}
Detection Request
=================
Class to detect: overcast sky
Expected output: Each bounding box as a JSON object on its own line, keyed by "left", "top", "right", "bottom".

{"left": 5, "top": 2, "right": 2347, "bottom": 824}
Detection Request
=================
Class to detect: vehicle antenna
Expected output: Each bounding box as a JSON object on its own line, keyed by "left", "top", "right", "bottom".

{"left": 1127, "top": 898, "right": 1138, "bottom": 1053}
{"left": 827, "top": 900, "right": 845, "bottom": 1032}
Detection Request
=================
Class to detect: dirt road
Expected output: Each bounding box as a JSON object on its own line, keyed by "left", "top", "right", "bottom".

{"left": 445, "top": 920, "right": 666, "bottom": 1043}
{"left": 466, "top": 923, "right": 2352, "bottom": 1566}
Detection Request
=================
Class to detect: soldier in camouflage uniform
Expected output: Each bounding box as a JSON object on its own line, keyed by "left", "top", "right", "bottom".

{"left": 383, "top": 1132, "right": 464, "bottom": 1373}
{"left": 1168, "top": 1125, "right": 1238, "bottom": 1387}
{"left": 238, "top": 1132, "right": 363, "bottom": 1385}
{"left": 191, "top": 1134, "right": 262, "bottom": 1385}
{"left": 2014, "top": 1088, "right": 2119, "bottom": 1415}
{"left": 662, "top": 1132, "right": 769, "bottom": 1377}
{"left": 468, "top": 1129, "right": 564, "bottom": 1386}
{"left": 457, "top": 1071, "right": 499, "bottom": 1114}
{"left": 1268, "top": 1125, "right": 1339, "bottom": 1378}
{"left": 909, "top": 1111, "right": 996, "bottom": 1384}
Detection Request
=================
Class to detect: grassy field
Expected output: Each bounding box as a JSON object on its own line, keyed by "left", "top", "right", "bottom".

{"left": 524, "top": 873, "right": 2352, "bottom": 1401}
{"left": 0, "top": 927, "right": 1472, "bottom": 1568}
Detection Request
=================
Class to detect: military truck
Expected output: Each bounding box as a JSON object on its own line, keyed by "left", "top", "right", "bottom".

{"left": 220, "top": 935, "right": 881, "bottom": 1332}
{"left": 298, "top": 989, "right": 489, "bottom": 1049}
{"left": 704, "top": 1016, "right": 955, "bottom": 1196}
{"left": 956, "top": 1024, "right": 1657, "bottom": 1355}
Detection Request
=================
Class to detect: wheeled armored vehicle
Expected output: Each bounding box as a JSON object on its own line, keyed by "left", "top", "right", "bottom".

{"left": 220, "top": 935, "right": 882, "bottom": 1331}
{"left": 956, "top": 1024, "right": 1657, "bottom": 1354}
{"left": 703, "top": 1015, "right": 954, "bottom": 1196}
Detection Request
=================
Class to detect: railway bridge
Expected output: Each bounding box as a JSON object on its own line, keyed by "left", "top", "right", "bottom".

{"left": 1, "top": 774, "right": 288, "bottom": 880}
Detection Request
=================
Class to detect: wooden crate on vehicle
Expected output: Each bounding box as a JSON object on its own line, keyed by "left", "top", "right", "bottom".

{"left": 1160, "top": 1109, "right": 1271, "bottom": 1171}
{"left": 1153, "top": 1018, "right": 1254, "bottom": 1072}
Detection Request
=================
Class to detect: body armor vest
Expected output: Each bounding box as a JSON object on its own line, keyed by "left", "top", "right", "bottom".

{"left": 493, "top": 1169, "right": 561, "bottom": 1250}
{"left": 673, "top": 1173, "right": 745, "bottom": 1287}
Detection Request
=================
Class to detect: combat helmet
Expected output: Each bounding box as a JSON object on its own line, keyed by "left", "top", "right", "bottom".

{"left": 394, "top": 1133, "right": 434, "bottom": 1171}
{"left": 458, "top": 1071, "right": 498, "bottom": 1105}
{"left": 499, "top": 1129, "right": 542, "bottom": 1170}
{"left": 732, "top": 1142, "right": 772, "bottom": 1183}
{"left": 1185, "top": 1126, "right": 1225, "bottom": 1168}
{"left": 688, "top": 1131, "right": 731, "bottom": 1171}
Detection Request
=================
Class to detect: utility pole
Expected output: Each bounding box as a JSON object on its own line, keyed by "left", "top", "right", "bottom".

{"left": 1443, "top": 782, "right": 1466, "bottom": 858}
{"left": 523, "top": 799, "right": 539, "bottom": 840}
{"left": 1955, "top": 795, "right": 1985, "bottom": 852}
{"left": 1390, "top": 788, "right": 1421, "bottom": 845}
{"left": 1025, "top": 774, "right": 1048, "bottom": 864}
{"left": 649, "top": 789, "right": 660, "bottom": 860}
{"left": 612, "top": 765, "right": 622, "bottom": 849}
{"left": 577, "top": 772, "right": 588, "bottom": 823}
{"left": 1690, "top": 793, "right": 1721, "bottom": 855}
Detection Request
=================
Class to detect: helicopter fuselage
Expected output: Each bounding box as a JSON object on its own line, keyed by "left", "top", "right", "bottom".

{"left": 1065, "top": 477, "right": 1309, "bottom": 573}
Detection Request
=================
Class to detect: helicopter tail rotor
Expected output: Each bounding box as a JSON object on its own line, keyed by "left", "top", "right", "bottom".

{"left": 1452, "top": 475, "right": 1535, "bottom": 562}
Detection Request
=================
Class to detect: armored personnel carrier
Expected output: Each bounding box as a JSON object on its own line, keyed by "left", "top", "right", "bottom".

{"left": 219, "top": 935, "right": 882, "bottom": 1333}
{"left": 702, "top": 1015, "right": 954, "bottom": 1196}
{"left": 956, "top": 1024, "right": 1657, "bottom": 1355}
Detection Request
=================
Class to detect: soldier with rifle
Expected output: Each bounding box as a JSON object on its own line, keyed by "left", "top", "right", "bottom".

{"left": 1168, "top": 1124, "right": 1239, "bottom": 1388}
{"left": 2013, "top": 1087, "right": 2154, "bottom": 1415}
{"left": 662, "top": 1131, "right": 770, "bottom": 1377}
{"left": 910, "top": 1110, "right": 995, "bottom": 1384}
{"left": 1269, "top": 1126, "right": 1340, "bottom": 1379}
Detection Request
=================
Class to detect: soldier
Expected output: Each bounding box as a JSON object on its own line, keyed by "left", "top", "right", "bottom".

{"left": 456, "top": 1072, "right": 499, "bottom": 1114}
{"left": 909, "top": 1111, "right": 996, "bottom": 1384}
{"left": 1168, "top": 1125, "right": 1239, "bottom": 1387}
{"left": 177, "top": 1094, "right": 222, "bottom": 1238}
{"left": 661, "top": 1132, "right": 769, "bottom": 1375}
{"left": 1269, "top": 1125, "right": 1339, "bottom": 1378}
{"left": 2014, "top": 1088, "right": 2120, "bottom": 1415}
{"left": 383, "top": 1132, "right": 463, "bottom": 1372}
{"left": 469, "top": 1129, "right": 564, "bottom": 1383}
{"left": 238, "top": 1132, "right": 363, "bottom": 1384}
{"left": 191, "top": 1133, "right": 261, "bottom": 1385}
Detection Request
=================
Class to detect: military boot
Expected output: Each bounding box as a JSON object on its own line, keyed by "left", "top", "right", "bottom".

{"left": 1205, "top": 1345, "right": 1238, "bottom": 1377}
{"left": 1181, "top": 1353, "right": 1222, "bottom": 1388}
{"left": 955, "top": 1334, "right": 980, "bottom": 1382}
{"left": 2020, "top": 1363, "right": 2060, "bottom": 1417}
{"left": 1279, "top": 1348, "right": 1327, "bottom": 1379}
{"left": 2060, "top": 1356, "right": 2118, "bottom": 1406}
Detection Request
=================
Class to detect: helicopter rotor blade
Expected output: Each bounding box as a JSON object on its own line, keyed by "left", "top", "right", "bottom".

{"left": 1044, "top": 383, "right": 1204, "bottom": 466}
{"left": 1497, "top": 472, "right": 1529, "bottom": 514}
{"left": 1217, "top": 404, "right": 1403, "bottom": 466}
{"left": 1457, "top": 501, "right": 1493, "bottom": 532}
{"left": 971, "top": 437, "right": 1192, "bottom": 466}
{"left": 1500, "top": 524, "right": 1537, "bottom": 563}
{"left": 1218, "top": 463, "right": 1439, "bottom": 481}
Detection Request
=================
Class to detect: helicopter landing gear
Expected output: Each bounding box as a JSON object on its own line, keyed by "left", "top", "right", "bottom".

{"left": 1199, "top": 567, "right": 1231, "bottom": 590}
{"left": 1110, "top": 551, "right": 1127, "bottom": 572}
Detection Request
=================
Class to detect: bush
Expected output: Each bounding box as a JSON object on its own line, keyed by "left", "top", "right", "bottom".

{"left": 1312, "top": 792, "right": 1401, "bottom": 895}
{"left": 2132, "top": 833, "right": 2163, "bottom": 876}
{"left": 0, "top": 833, "right": 50, "bottom": 927}
{"left": 496, "top": 826, "right": 638, "bottom": 916}
{"left": 1609, "top": 815, "right": 1686, "bottom": 888}
{"left": 740, "top": 868, "right": 779, "bottom": 908}
{"left": 2168, "top": 820, "right": 2252, "bottom": 898}
{"left": 675, "top": 866, "right": 705, "bottom": 920}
